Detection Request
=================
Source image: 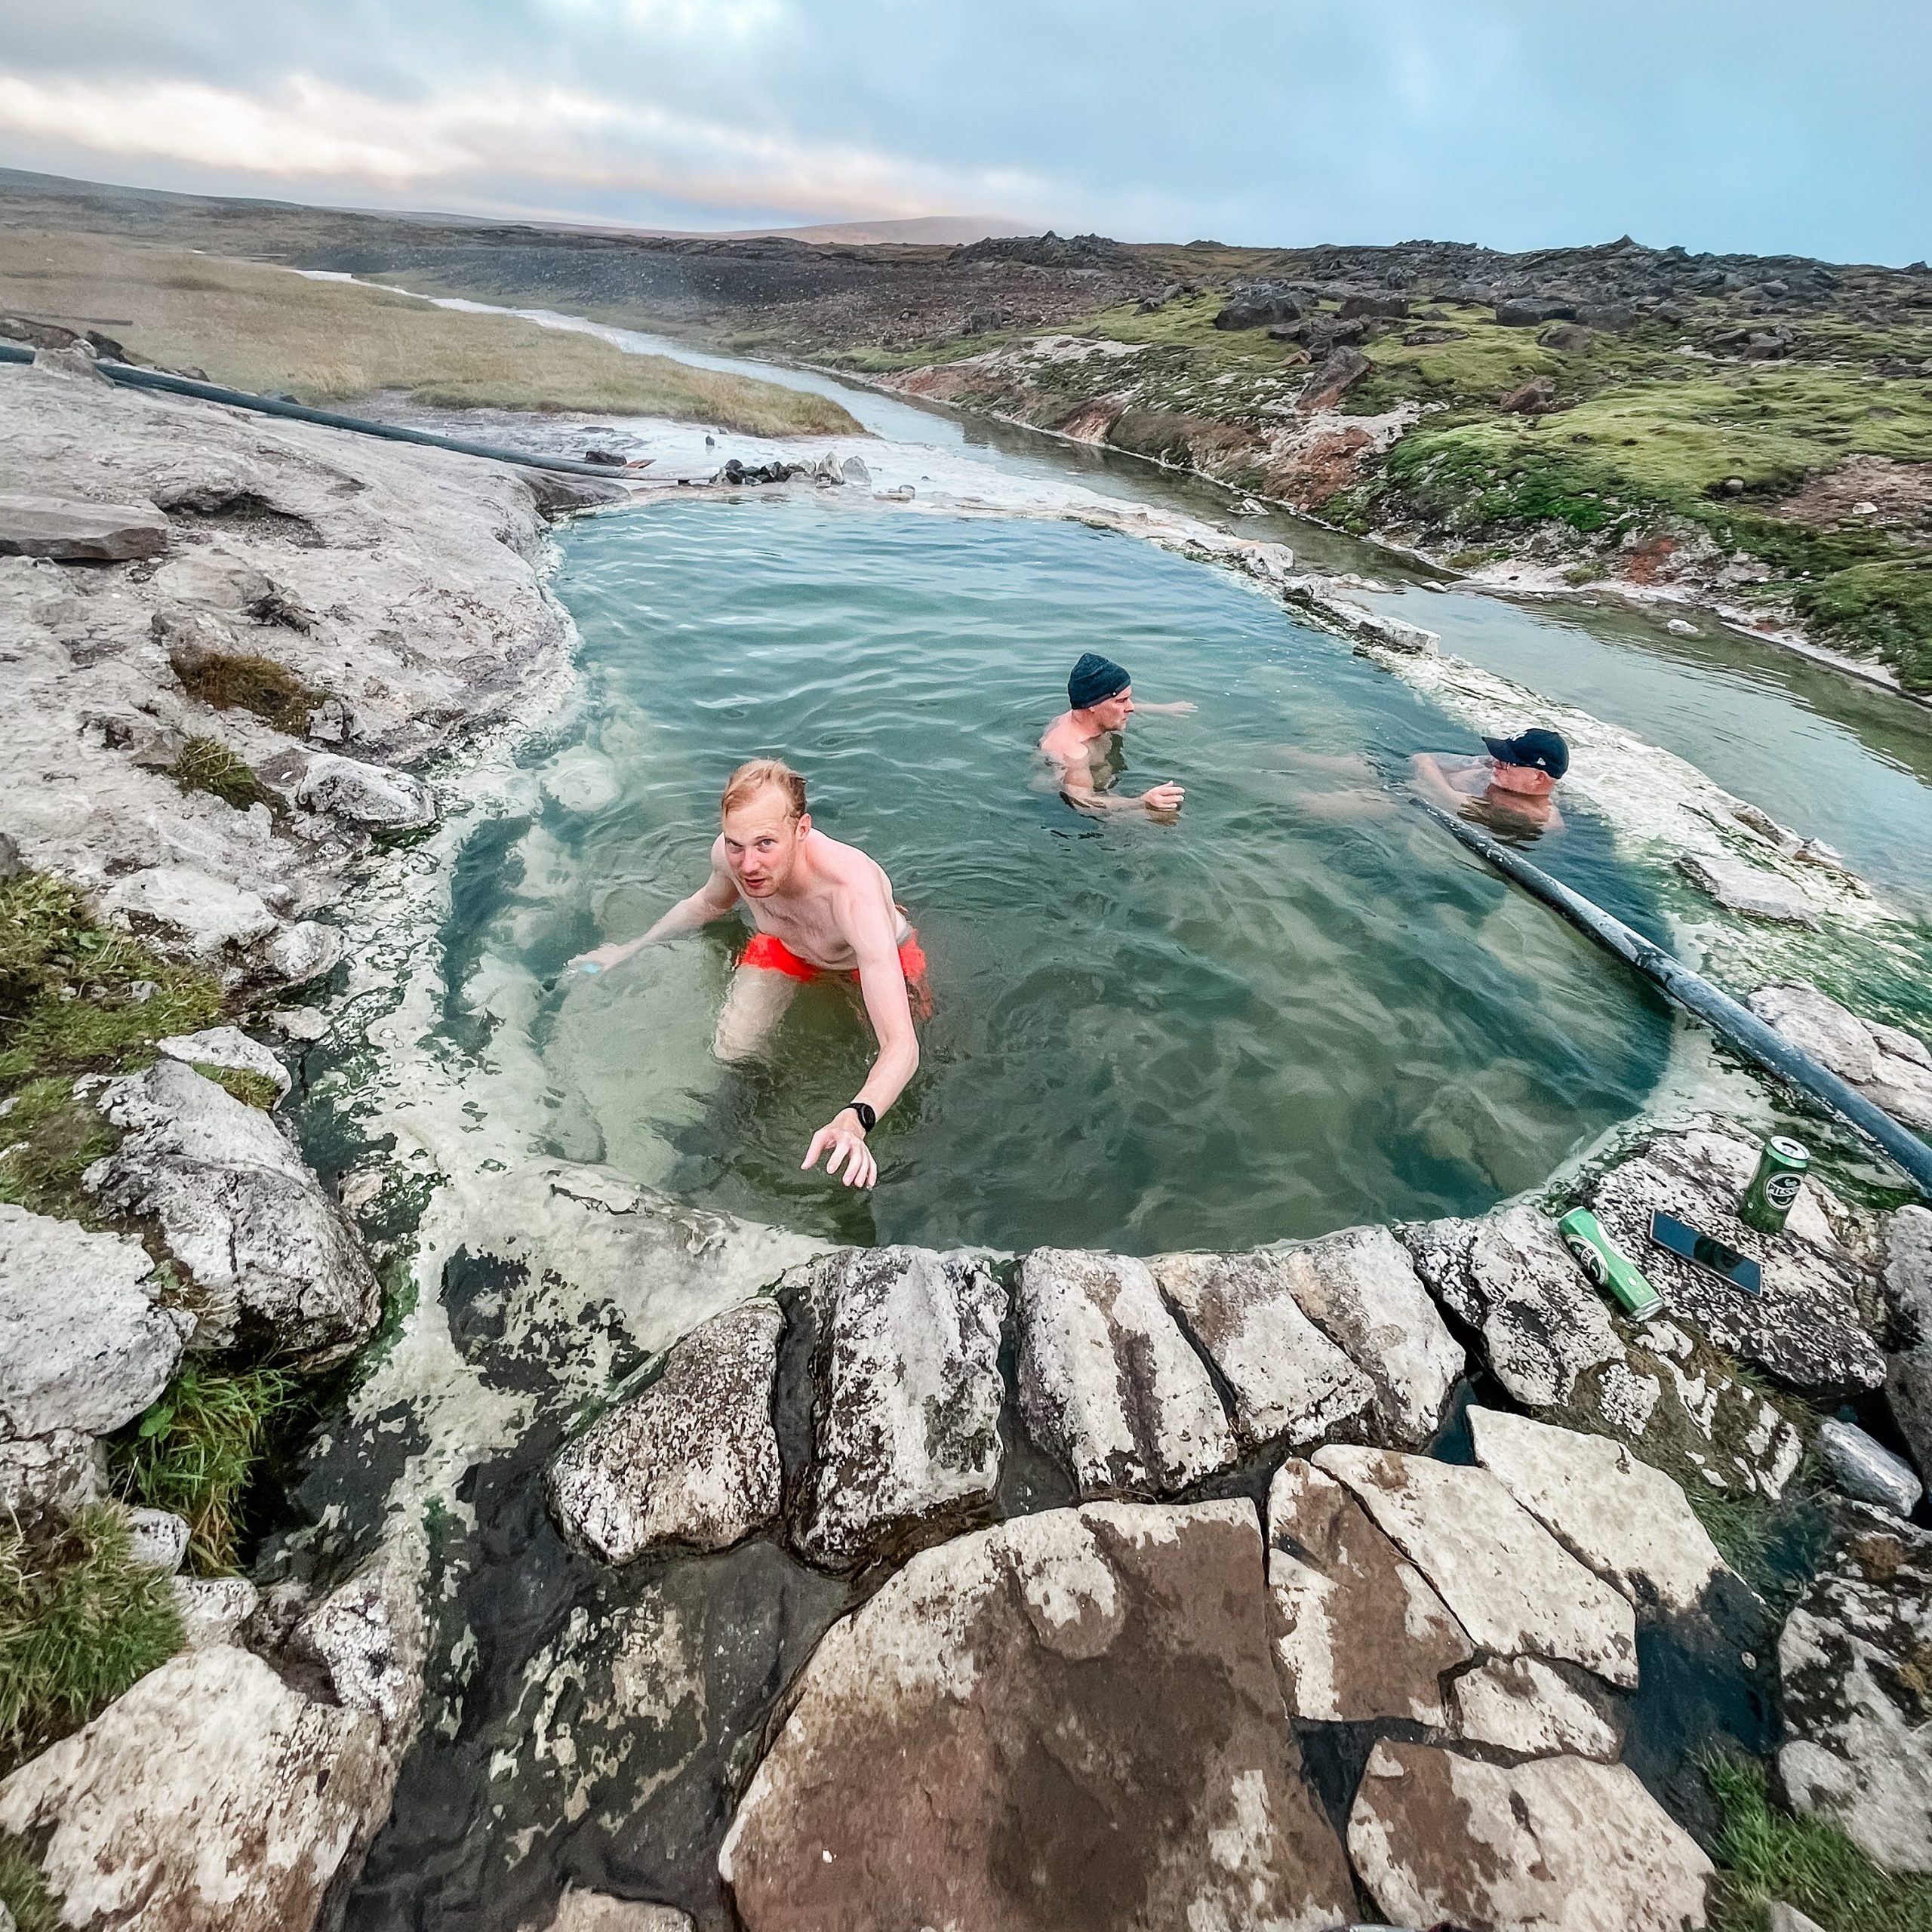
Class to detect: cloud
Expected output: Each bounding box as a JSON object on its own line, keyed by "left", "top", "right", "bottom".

{"left": 0, "top": 69, "right": 1057, "bottom": 224}
{"left": 0, "top": 0, "right": 1924, "bottom": 259}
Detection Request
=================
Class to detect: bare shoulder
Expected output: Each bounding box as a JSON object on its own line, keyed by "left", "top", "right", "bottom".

{"left": 1040, "top": 711, "right": 1081, "bottom": 761}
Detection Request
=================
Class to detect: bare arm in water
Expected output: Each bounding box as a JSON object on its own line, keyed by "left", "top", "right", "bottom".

{"left": 1057, "top": 758, "right": 1186, "bottom": 817}
{"left": 570, "top": 841, "right": 740, "bottom": 971}
{"left": 1131, "top": 699, "right": 1198, "bottom": 716}
{"left": 799, "top": 881, "right": 919, "bottom": 1192}
{"left": 1410, "top": 752, "right": 1473, "bottom": 811}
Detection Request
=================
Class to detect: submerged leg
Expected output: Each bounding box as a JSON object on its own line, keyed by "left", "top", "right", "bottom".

{"left": 713, "top": 965, "right": 801, "bottom": 1063}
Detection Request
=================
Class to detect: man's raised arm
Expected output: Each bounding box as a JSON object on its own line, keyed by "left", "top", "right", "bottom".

{"left": 571, "top": 841, "right": 740, "bottom": 972}
{"left": 801, "top": 891, "right": 920, "bottom": 1190}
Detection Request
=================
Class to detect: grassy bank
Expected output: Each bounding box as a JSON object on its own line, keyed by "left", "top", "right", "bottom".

{"left": 1709, "top": 1755, "right": 1932, "bottom": 1930}
{"left": 0, "top": 230, "right": 860, "bottom": 435}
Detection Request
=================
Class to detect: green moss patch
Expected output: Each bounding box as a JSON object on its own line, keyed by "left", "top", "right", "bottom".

{"left": 1794, "top": 557, "right": 1932, "bottom": 688}
{"left": 0, "top": 1077, "right": 117, "bottom": 1223}
{"left": 0, "top": 1504, "right": 183, "bottom": 1773}
{"left": 111, "top": 1364, "right": 294, "bottom": 1575}
{"left": 1709, "top": 1754, "right": 1932, "bottom": 1930}
{"left": 170, "top": 648, "right": 319, "bottom": 734}
{"left": 170, "top": 735, "right": 272, "bottom": 814}
{"left": 0, "top": 872, "right": 220, "bottom": 1088}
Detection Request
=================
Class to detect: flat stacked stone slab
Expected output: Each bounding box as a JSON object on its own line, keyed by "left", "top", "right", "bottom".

{"left": 1469, "top": 1406, "right": 1732, "bottom": 1616}
{"left": 1265, "top": 1458, "right": 1471, "bottom": 1724}
{"left": 1150, "top": 1245, "right": 1378, "bottom": 1449}
{"left": 1448, "top": 1654, "right": 1621, "bottom": 1760}
{"left": 1347, "top": 1740, "right": 1715, "bottom": 1930}
{"left": 547, "top": 1299, "right": 784, "bottom": 1564}
{"left": 1406, "top": 1201, "right": 1622, "bottom": 1411}
{"left": 719, "top": 1499, "right": 1357, "bottom": 1932}
{"left": 1015, "top": 1248, "right": 1235, "bottom": 1497}
{"left": 1315, "top": 1445, "right": 1638, "bottom": 1687}
{"left": 793, "top": 1246, "right": 1005, "bottom": 1568}
{"left": 1253, "top": 1225, "right": 1465, "bottom": 1445}
{"left": 0, "top": 493, "right": 170, "bottom": 561}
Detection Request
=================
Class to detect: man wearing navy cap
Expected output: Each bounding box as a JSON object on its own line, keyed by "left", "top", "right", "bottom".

{"left": 1412, "top": 727, "right": 1569, "bottom": 833}
{"left": 1040, "top": 651, "right": 1195, "bottom": 817}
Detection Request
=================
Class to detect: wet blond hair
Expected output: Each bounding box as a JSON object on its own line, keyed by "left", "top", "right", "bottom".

{"left": 721, "top": 757, "right": 808, "bottom": 820}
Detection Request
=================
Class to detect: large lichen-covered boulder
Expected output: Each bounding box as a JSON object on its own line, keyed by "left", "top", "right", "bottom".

{"left": 1149, "top": 1247, "right": 1377, "bottom": 1450}
{"left": 792, "top": 1247, "right": 1005, "bottom": 1569}
{"left": 1015, "top": 1249, "right": 1235, "bottom": 1497}
{"left": 0, "top": 1203, "right": 190, "bottom": 1437}
{"left": 719, "top": 1500, "right": 1357, "bottom": 1932}
{"left": 0, "top": 1644, "right": 390, "bottom": 1932}
{"left": 1346, "top": 1740, "right": 1715, "bottom": 1932}
{"left": 546, "top": 1299, "right": 783, "bottom": 1564}
{"left": 1582, "top": 1126, "right": 1884, "bottom": 1393}
{"left": 1779, "top": 1502, "right": 1932, "bottom": 1873}
{"left": 1315, "top": 1445, "right": 1639, "bottom": 1687}
{"left": 1264, "top": 1458, "right": 1472, "bottom": 1725}
{"left": 88, "top": 1058, "right": 380, "bottom": 1368}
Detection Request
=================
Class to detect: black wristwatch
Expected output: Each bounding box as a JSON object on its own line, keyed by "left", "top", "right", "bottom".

{"left": 847, "top": 1100, "right": 877, "bottom": 1134}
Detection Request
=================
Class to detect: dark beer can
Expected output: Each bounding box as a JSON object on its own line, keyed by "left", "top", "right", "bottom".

{"left": 1740, "top": 1135, "right": 1808, "bottom": 1235}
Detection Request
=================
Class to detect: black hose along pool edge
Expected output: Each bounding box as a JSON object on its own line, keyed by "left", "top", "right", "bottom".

{"left": 1, "top": 342, "right": 638, "bottom": 480}
{"left": 1413, "top": 796, "right": 1932, "bottom": 1198}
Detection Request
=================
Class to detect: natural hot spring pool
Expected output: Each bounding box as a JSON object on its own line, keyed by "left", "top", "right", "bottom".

{"left": 461, "top": 496, "right": 1675, "bottom": 1252}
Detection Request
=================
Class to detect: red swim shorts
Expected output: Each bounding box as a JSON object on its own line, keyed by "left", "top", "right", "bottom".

{"left": 739, "top": 930, "right": 931, "bottom": 1010}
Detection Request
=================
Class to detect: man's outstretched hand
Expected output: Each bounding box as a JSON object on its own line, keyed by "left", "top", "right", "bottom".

{"left": 1143, "top": 782, "right": 1186, "bottom": 816}
{"left": 803, "top": 1111, "right": 878, "bottom": 1189}
{"left": 569, "top": 941, "right": 633, "bottom": 973}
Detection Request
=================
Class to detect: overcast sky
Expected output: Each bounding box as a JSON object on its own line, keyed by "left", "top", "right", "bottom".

{"left": 2, "top": 1, "right": 1924, "bottom": 263}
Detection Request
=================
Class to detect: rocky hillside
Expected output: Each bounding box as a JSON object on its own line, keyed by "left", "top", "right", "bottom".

{"left": 5, "top": 171, "right": 1925, "bottom": 690}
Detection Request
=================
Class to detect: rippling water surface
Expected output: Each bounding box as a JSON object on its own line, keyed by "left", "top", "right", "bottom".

{"left": 478, "top": 497, "right": 1673, "bottom": 1251}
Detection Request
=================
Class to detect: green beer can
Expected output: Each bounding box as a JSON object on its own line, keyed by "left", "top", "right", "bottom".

{"left": 1557, "top": 1208, "right": 1663, "bottom": 1321}
{"left": 1740, "top": 1135, "right": 1808, "bottom": 1235}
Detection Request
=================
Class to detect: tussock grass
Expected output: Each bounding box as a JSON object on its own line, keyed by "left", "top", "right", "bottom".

{"left": 0, "top": 1829, "right": 59, "bottom": 1932}
{"left": 1708, "top": 1754, "right": 1932, "bottom": 1930}
{"left": 0, "top": 229, "right": 861, "bottom": 435}
{"left": 170, "top": 647, "right": 318, "bottom": 733}
{"left": 0, "top": 1077, "right": 115, "bottom": 1223}
{"left": 0, "top": 1505, "right": 183, "bottom": 1772}
{"left": 192, "top": 1064, "right": 281, "bottom": 1110}
{"left": 112, "top": 1365, "right": 294, "bottom": 1575}
{"left": 170, "top": 735, "right": 271, "bottom": 814}
{"left": 0, "top": 871, "right": 220, "bottom": 1088}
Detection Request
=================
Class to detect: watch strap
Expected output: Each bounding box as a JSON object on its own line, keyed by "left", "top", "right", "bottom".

{"left": 848, "top": 1100, "right": 877, "bottom": 1134}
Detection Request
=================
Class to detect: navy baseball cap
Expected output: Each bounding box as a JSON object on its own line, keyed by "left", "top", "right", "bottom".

{"left": 1482, "top": 728, "right": 1570, "bottom": 779}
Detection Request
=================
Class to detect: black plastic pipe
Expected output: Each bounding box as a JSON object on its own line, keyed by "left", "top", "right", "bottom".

{"left": 2, "top": 345, "right": 640, "bottom": 478}
{"left": 1413, "top": 796, "right": 1932, "bottom": 1195}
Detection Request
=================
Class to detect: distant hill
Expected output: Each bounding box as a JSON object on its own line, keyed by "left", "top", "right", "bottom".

{"left": 0, "top": 168, "right": 1027, "bottom": 249}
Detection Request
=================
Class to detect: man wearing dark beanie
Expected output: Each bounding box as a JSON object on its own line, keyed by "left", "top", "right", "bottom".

{"left": 1040, "top": 651, "right": 1195, "bottom": 817}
